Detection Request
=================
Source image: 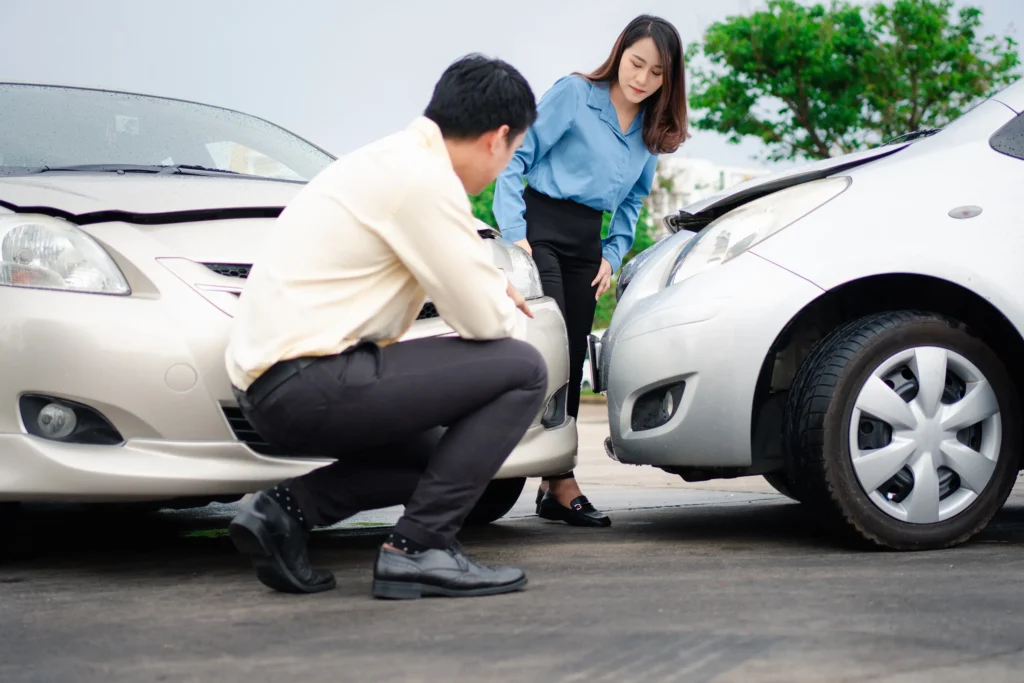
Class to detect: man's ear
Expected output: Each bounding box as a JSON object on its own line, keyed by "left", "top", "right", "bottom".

{"left": 487, "top": 125, "right": 511, "bottom": 155}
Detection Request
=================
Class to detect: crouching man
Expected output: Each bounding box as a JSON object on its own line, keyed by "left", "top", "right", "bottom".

{"left": 224, "top": 54, "right": 545, "bottom": 600}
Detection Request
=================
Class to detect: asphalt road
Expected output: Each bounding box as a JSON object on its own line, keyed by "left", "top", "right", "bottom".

{"left": 3, "top": 405, "right": 1024, "bottom": 683}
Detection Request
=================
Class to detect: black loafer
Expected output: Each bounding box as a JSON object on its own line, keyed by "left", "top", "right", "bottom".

{"left": 372, "top": 542, "right": 527, "bottom": 600}
{"left": 537, "top": 492, "right": 611, "bottom": 527}
{"left": 228, "top": 491, "right": 336, "bottom": 594}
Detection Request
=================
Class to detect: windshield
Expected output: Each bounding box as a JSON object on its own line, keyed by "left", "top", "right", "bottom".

{"left": 0, "top": 83, "right": 334, "bottom": 182}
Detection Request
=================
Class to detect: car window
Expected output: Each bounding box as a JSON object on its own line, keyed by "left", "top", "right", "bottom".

{"left": 990, "top": 112, "right": 1024, "bottom": 161}
{"left": 0, "top": 83, "right": 334, "bottom": 181}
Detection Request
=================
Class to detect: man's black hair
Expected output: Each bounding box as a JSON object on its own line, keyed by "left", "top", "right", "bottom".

{"left": 425, "top": 54, "right": 537, "bottom": 141}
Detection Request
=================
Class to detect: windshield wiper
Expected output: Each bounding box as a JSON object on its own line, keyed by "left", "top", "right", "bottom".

{"left": 883, "top": 129, "right": 941, "bottom": 146}
{"left": 27, "top": 164, "right": 169, "bottom": 174}
{"left": 25, "top": 163, "right": 244, "bottom": 176}
{"left": 13, "top": 163, "right": 302, "bottom": 183}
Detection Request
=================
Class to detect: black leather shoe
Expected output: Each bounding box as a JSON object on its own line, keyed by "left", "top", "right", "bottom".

{"left": 228, "top": 491, "right": 336, "bottom": 594}
{"left": 372, "top": 543, "right": 527, "bottom": 600}
{"left": 537, "top": 492, "right": 611, "bottom": 527}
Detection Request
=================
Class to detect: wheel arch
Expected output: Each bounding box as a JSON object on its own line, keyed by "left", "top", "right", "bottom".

{"left": 751, "top": 273, "right": 1024, "bottom": 468}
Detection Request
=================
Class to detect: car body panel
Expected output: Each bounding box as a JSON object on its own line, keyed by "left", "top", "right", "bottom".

{"left": 603, "top": 87, "right": 1024, "bottom": 472}
{"left": 603, "top": 252, "right": 823, "bottom": 467}
{"left": 752, "top": 99, "right": 1022, "bottom": 332}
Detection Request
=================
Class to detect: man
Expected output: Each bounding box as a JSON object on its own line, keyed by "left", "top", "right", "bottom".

{"left": 224, "top": 55, "right": 544, "bottom": 600}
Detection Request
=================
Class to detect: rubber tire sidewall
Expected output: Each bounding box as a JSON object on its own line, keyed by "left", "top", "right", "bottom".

{"left": 463, "top": 477, "right": 527, "bottom": 526}
{"left": 763, "top": 473, "right": 802, "bottom": 502}
{"left": 818, "top": 318, "right": 1020, "bottom": 550}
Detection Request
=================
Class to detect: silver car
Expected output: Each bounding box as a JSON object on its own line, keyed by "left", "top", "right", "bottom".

{"left": 596, "top": 80, "right": 1024, "bottom": 551}
{"left": 0, "top": 83, "right": 576, "bottom": 528}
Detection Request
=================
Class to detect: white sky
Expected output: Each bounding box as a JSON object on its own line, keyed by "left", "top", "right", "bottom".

{"left": 4, "top": 0, "right": 1022, "bottom": 169}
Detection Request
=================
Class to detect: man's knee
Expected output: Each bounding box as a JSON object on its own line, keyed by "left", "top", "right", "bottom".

{"left": 498, "top": 339, "right": 548, "bottom": 391}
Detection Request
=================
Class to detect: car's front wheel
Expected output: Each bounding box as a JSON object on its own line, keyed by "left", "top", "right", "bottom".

{"left": 0, "top": 502, "right": 19, "bottom": 559}
{"left": 463, "top": 478, "right": 526, "bottom": 526}
{"left": 763, "top": 472, "right": 802, "bottom": 501}
{"left": 785, "top": 311, "right": 1020, "bottom": 550}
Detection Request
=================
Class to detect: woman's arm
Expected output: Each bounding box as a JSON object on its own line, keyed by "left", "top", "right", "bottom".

{"left": 601, "top": 154, "right": 658, "bottom": 273}
{"left": 492, "top": 76, "right": 583, "bottom": 244}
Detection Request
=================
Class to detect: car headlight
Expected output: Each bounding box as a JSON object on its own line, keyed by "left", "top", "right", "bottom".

{"left": 0, "top": 214, "right": 130, "bottom": 294}
{"left": 615, "top": 233, "right": 679, "bottom": 301}
{"left": 666, "top": 177, "right": 851, "bottom": 286}
{"left": 499, "top": 239, "right": 544, "bottom": 299}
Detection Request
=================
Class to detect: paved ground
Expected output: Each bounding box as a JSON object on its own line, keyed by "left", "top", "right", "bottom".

{"left": 4, "top": 404, "right": 1024, "bottom": 682}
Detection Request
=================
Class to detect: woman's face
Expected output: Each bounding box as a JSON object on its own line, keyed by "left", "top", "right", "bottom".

{"left": 617, "top": 36, "right": 664, "bottom": 105}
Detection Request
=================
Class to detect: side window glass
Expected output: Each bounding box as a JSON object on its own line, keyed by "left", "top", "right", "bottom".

{"left": 990, "top": 113, "right": 1024, "bottom": 160}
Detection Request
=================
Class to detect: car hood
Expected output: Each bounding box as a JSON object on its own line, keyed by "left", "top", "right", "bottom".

{"left": 0, "top": 173, "right": 300, "bottom": 221}
{"left": 665, "top": 142, "right": 911, "bottom": 233}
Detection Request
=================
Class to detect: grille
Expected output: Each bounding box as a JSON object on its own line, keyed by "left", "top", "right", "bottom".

{"left": 203, "top": 263, "right": 440, "bottom": 320}
{"left": 222, "top": 406, "right": 290, "bottom": 456}
{"left": 205, "top": 263, "right": 251, "bottom": 279}
{"left": 417, "top": 301, "right": 439, "bottom": 320}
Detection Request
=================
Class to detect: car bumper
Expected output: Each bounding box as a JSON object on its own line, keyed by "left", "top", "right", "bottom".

{"left": 0, "top": 280, "right": 576, "bottom": 501}
{"left": 601, "top": 253, "right": 823, "bottom": 468}
{"left": 0, "top": 418, "right": 576, "bottom": 502}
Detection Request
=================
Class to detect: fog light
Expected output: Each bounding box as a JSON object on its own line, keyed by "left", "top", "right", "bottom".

{"left": 20, "top": 395, "right": 124, "bottom": 445}
{"left": 37, "top": 403, "right": 77, "bottom": 439}
{"left": 660, "top": 390, "right": 675, "bottom": 418}
{"left": 631, "top": 382, "right": 686, "bottom": 432}
{"left": 541, "top": 384, "right": 569, "bottom": 428}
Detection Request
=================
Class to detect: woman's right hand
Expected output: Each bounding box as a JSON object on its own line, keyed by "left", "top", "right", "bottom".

{"left": 514, "top": 238, "right": 532, "bottom": 256}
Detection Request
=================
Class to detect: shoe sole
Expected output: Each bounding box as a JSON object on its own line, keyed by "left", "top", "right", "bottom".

{"left": 228, "top": 512, "right": 336, "bottom": 595}
{"left": 372, "top": 575, "right": 528, "bottom": 600}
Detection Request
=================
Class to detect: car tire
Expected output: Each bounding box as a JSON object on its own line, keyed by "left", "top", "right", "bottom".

{"left": 463, "top": 477, "right": 527, "bottom": 526}
{"left": 763, "top": 472, "right": 802, "bottom": 501}
{"left": 0, "top": 502, "right": 19, "bottom": 559}
{"left": 784, "top": 311, "right": 1021, "bottom": 550}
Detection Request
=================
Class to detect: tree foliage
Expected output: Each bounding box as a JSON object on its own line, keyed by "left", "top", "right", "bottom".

{"left": 687, "top": 0, "right": 1021, "bottom": 162}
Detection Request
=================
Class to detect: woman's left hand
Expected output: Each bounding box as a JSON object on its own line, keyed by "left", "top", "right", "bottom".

{"left": 592, "top": 259, "right": 613, "bottom": 300}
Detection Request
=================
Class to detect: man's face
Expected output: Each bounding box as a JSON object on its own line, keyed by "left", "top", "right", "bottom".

{"left": 467, "top": 127, "right": 526, "bottom": 195}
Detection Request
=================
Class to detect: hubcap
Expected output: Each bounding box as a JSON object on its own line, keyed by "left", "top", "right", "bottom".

{"left": 849, "top": 346, "right": 1001, "bottom": 524}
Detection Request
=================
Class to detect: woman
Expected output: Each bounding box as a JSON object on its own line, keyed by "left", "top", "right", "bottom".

{"left": 493, "top": 14, "right": 689, "bottom": 527}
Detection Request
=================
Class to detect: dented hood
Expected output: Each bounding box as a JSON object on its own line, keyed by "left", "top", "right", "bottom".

{"left": 0, "top": 173, "right": 300, "bottom": 222}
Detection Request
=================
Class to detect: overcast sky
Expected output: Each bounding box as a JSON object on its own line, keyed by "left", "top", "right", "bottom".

{"left": 4, "top": 0, "right": 1022, "bottom": 169}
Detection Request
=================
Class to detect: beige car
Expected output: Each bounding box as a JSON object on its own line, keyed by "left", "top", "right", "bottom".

{"left": 0, "top": 82, "right": 576, "bottom": 528}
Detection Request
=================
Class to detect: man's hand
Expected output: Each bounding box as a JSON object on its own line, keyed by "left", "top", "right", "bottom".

{"left": 514, "top": 238, "right": 532, "bottom": 256}
{"left": 592, "top": 259, "right": 613, "bottom": 300}
{"left": 506, "top": 280, "right": 534, "bottom": 318}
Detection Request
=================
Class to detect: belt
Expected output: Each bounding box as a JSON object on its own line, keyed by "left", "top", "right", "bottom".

{"left": 243, "top": 356, "right": 320, "bottom": 406}
{"left": 524, "top": 186, "right": 603, "bottom": 220}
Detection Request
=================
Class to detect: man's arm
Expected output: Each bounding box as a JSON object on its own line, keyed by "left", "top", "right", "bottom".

{"left": 379, "top": 172, "right": 521, "bottom": 340}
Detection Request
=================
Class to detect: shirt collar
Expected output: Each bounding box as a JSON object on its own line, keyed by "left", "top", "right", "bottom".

{"left": 408, "top": 116, "right": 455, "bottom": 165}
{"left": 586, "top": 82, "right": 644, "bottom": 138}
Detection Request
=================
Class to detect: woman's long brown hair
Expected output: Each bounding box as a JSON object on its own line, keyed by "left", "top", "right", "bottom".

{"left": 578, "top": 15, "right": 689, "bottom": 154}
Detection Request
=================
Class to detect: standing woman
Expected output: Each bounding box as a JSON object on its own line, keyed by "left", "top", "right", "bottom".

{"left": 493, "top": 14, "right": 689, "bottom": 527}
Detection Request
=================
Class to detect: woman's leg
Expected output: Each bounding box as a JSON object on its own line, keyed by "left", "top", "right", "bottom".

{"left": 536, "top": 251, "right": 610, "bottom": 526}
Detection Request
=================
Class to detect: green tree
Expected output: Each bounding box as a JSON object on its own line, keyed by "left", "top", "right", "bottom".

{"left": 687, "top": 0, "right": 1021, "bottom": 162}
{"left": 469, "top": 182, "right": 498, "bottom": 227}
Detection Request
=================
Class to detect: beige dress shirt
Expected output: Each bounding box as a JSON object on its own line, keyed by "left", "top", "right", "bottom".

{"left": 225, "top": 117, "right": 519, "bottom": 391}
